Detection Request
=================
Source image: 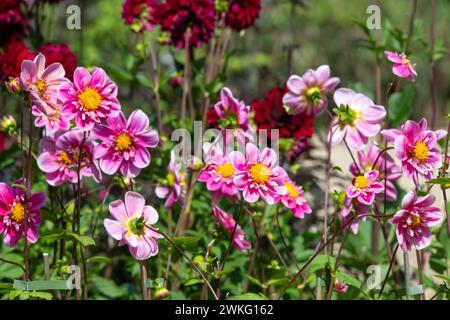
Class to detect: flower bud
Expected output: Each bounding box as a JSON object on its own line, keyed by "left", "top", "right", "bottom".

{"left": 169, "top": 73, "right": 183, "bottom": 88}
{"left": 5, "top": 77, "right": 22, "bottom": 94}
{"left": 0, "top": 114, "right": 17, "bottom": 135}
{"left": 154, "top": 287, "right": 169, "bottom": 300}
{"left": 187, "top": 156, "right": 203, "bottom": 172}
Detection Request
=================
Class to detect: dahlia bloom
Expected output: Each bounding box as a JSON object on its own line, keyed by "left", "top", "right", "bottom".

{"left": 224, "top": 0, "right": 261, "bottom": 32}
{"left": 154, "top": 0, "right": 216, "bottom": 49}
{"left": 0, "top": 0, "right": 28, "bottom": 46}
{"left": 59, "top": 67, "right": 121, "bottom": 131}
{"left": 40, "top": 43, "right": 77, "bottom": 81}
{"left": 349, "top": 145, "right": 401, "bottom": 201}
{"left": 155, "top": 151, "right": 186, "bottom": 210}
{"left": 92, "top": 110, "right": 159, "bottom": 178}
{"left": 104, "top": 191, "right": 163, "bottom": 260}
{"left": 212, "top": 205, "right": 251, "bottom": 251}
{"left": 20, "top": 53, "right": 69, "bottom": 109}
{"left": 198, "top": 143, "right": 240, "bottom": 201}
{"left": 334, "top": 280, "right": 348, "bottom": 293}
{"left": 232, "top": 143, "right": 288, "bottom": 204}
{"left": 331, "top": 88, "right": 386, "bottom": 150}
{"left": 391, "top": 191, "right": 442, "bottom": 251}
{"left": 275, "top": 180, "right": 311, "bottom": 219}
{"left": 381, "top": 118, "right": 446, "bottom": 185}
{"left": 32, "top": 103, "right": 70, "bottom": 135}
{"left": 0, "top": 39, "right": 34, "bottom": 82}
{"left": 384, "top": 51, "right": 417, "bottom": 81}
{"left": 341, "top": 196, "right": 369, "bottom": 234}
{"left": 346, "top": 170, "right": 384, "bottom": 206}
{"left": 37, "top": 130, "right": 102, "bottom": 186}
{"left": 283, "top": 65, "right": 340, "bottom": 116}
{"left": 122, "top": 0, "right": 158, "bottom": 32}
{"left": 0, "top": 180, "right": 46, "bottom": 247}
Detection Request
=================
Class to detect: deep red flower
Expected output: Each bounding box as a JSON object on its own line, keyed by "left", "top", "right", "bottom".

{"left": 0, "top": 0, "right": 28, "bottom": 46}
{"left": 122, "top": 0, "right": 158, "bottom": 32}
{"left": 39, "top": 43, "right": 78, "bottom": 80}
{"left": 154, "top": 0, "right": 216, "bottom": 49}
{"left": 224, "top": 0, "right": 261, "bottom": 32}
{"left": 0, "top": 39, "right": 34, "bottom": 82}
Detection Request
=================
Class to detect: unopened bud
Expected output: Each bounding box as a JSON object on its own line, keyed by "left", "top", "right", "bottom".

{"left": 154, "top": 287, "right": 169, "bottom": 300}
{"left": 5, "top": 77, "right": 22, "bottom": 94}
{"left": 0, "top": 114, "right": 17, "bottom": 135}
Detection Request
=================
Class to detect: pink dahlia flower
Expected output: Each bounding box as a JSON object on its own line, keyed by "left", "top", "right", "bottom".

{"left": 384, "top": 51, "right": 417, "bottom": 81}
{"left": 334, "top": 280, "right": 348, "bottom": 293}
{"left": 331, "top": 88, "right": 386, "bottom": 150}
{"left": 212, "top": 205, "right": 251, "bottom": 251}
{"left": 104, "top": 191, "right": 163, "bottom": 260}
{"left": 0, "top": 180, "right": 46, "bottom": 247}
{"left": 381, "top": 118, "right": 446, "bottom": 185}
{"left": 198, "top": 143, "right": 240, "bottom": 202}
{"left": 37, "top": 130, "right": 102, "bottom": 186}
{"left": 350, "top": 145, "right": 401, "bottom": 202}
{"left": 391, "top": 191, "right": 442, "bottom": 251}
{"left": 346, "top": 170, "right": 384, "bottom": 206}
{"left": 59, "top": 67, "right": 121, "bottom": 131}
{"left": 274, "top": 180, "right": 311, "bottom": 219}
{"left": 283, "top": 65, "right": 340, "bottom": 116}
{"left": 32, "top": 102, "right": 70, "bottom": 135}
{"left": 341, "top": 196, "right": 369, "bottom": 234}
{"left": 155, "top": 151, "right": 186, "bottom": 210}
{"left": 232, "top": 143, "right": 288, "bottom": 204}
{"left": 92, "top": 110, "right": 159, "bottom": 178}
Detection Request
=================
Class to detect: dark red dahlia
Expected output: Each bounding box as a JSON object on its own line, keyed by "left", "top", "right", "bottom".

{"left": 39, "top": 43, "right": 77, "bottom": 80}
{"left": 154, "top": 0, "right": 216, "bottom": 49}
{"left": 0, "top": 39, "right": 34, "bottom": 81}
{"left": 122, "top": 0, "right": 158, "bottom": 32}
{"left": 0, "top": 0, "right": 28, "bottom": 46}
{"left": 224, "top": 0, "right": 261, "bottom": 32}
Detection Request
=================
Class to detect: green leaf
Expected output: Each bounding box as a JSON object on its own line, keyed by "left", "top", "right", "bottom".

{"left": 265, "top": 278, "right": 289, "bottom": 287}
{"left": 87, "top": 256, "right": 111, "bottom": 264}
{"left": 427, "top": 177, "right": 450, "bottom": 185}
{"left": 308, "top": 255, "right": 336, "bottom": 274}
{"left": 171, "top": 236, "right": 201, "bottom": 250}
{"left": 389, "top": 85, "right": 415, "bottom": 127}
{"left": 336, "top": 270, "right": 362, "bottom": 288}
{"left": 28, "top": 291, "right": 53, "bottom": 300}
{"left": 228, "top": 293, "right": 268, "bottom": 300}
{"left": 91, "top": 276, "right": 127, "bottom": 298}
{"left": 246, "top": 275, "right": 264, "bottom": 288}
{"left": 184, "top": 279, "right": 203, "bottom": 286}
{"left": 41, "top": 229, "right": 67, "bottom": 242}
{"left": 68, "top": 233, "right": 96, "bottom": 247}
{"left": 0, "top": 283, "right": 13, "bottom": 290}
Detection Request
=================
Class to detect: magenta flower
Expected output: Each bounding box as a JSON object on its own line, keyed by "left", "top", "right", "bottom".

{"left": 350, "top": 145, "right": 401, "bottom": 202}
{"left": 283, "top": 65, "right": 340, "bottom": 116}
{"left": 37, "top": 130, "right": 102, "bottom": 186}
{"left": 391, "top": 191, "right": 442, "bottom": 251}
{"left": 32, "top": 103, "right": 70, "bottom": 135}
{"left": 334, "top": 280, "right": 348, "bottom": 293}
{"left": 155, "top": 151, "right": 186, "bottom": 210}
{"left": 381, "top": 118, "right": 446, "bottom": 185}
{"left": 104, "top": 191, "right": 163, "bottom": 260}
{"left": 384, "top": 51, "right": 417, "bottom": 81}
{"left": 346, "top": 170, "right": 384, "bottom": 206}
{"left": 92, "top": 110, "right": 159, "bottom": 178}
{"left": 19, "top": 53, "right": 68, "bottom": 108}
{"left": 0, "top": 180, "right": 46, "bottom": 247}
{"left": 274, "top": 180, "right": 311, "bottom": 219}
{"left": 341, "top": 196, "right": 369, "bottom": 234}
{"left": 59, "top": 67, "right": 121, "bottom": 131}
{"left": 331, "top": 88, "right": 386, "bottom": 150}
{"left": 212, "top": 205, "right": 251, "bottom": 251}
{"left": 232, "top": 143, "right": 288, "bottom": 204}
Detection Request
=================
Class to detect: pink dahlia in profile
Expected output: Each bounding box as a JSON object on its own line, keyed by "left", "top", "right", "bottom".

{"left": 122, "top": 0, "right": 158, "bottom": 32}
{"left": 275, "top": 180, "right": 311, "bottom": 219}
{"left": 391, "top": 191, "right": 442, "bottom": 251}
{"left": 341, "top": 196, "right": 369, "bottom": 234}
{"left": 59, "top": 67, "right": 121, "bottom": 131}
{"left": 37, "top": 130, "right": 102, "bottom": 186}
{"left": 104, "top": 191, "right": 163, "bottom": 260}
{"left": 382, "top": 118, "right": 446, "bottom": 185}
{"left": 32, "top": 103, "right": 70, "bottom": 135}
{"left": 0, "top": 180, "right": 46, "bottom": 247}
{"left": 232, "top": 143, "right": 288, "bottom": 204}
{"left": 331, "top": 88, "right": 386, "bottom": 150}
{"left": 346, "top": 170, "right": 384, "bottom": 206}
{"left": 155, "top": 151, "right": 186, "bottom": 210}
{"left": 92, "top": 110, "right": 159, "bottom": 178}
{"left": 283, "top": 65, "right": 340, "bottom": 116}
{"left": 224, "top": 0, "right": 261, "bottom": 32}
{"left": 384, "top": 51, "right": 417, "bottom": 81}
{"left": 198, "top": 143, "right": 240, "bottom": 202}
{"left": 212, "top": 205, "right": 251, "bottom": 251}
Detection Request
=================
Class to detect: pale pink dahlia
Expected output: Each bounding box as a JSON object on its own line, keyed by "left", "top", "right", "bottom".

{"left": 59, "top": 67, "right": 121, "bottom": 131}
{"left": 391, "top": 191, "right": 442, "bottom": 251}
{"left": 384, "top": 51, "right": 417, "bottom": 81}
{"left": 32, "top": 102, "right": 70, "bottom": 135}
{"left": 0, "top": 180, "right": 46, "bottom": 247}
{"left": 104, "top": 191, "right": 163, "bottom": 260}
{"left": 283, "top": 65, "right": 340, "bottom": 116}
{"left": 331, "top": 88, "right": 386, "bottom": 150}
{"left": 346, "top": 170, "right": 384, "bottom": 206}
{"left": 92, "top": 110, "right": 159, "bottom": 178}
{"left": 155, "top": 151, "right": 186, "bottom": 210}
{"left": 232, "top": 143, "right": 288, "bottom": 204}
{"left": 274, "top": 180, "right": 311, "bottom": 219}
{"left": 381, "top": 118, "right": 446, "bottom": 185}
{"left": 37, "top": 130, "right": 102, "bottom": 186}
{"left": 212, "top": 205, "right": 251, "bottom": 251}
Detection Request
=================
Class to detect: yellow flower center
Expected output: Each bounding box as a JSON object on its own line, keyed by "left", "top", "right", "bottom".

{"left": 285, "top": 181, "right": 299, "bottom": 198}
{"left": 250, "top": 163, "right": 271, "bottom": 184}
{"left": 410, "top": 215, "right": 421, "bottom": 227}
{"left": 414, "top": 141, "right": 428, "bottom": 163}
{"left": 115, "top": 133, "right": 132, "bottom": 151}
{"left": 216, "top": 163, "right": 235, "bottom": 178}
{"left": 79, "top": 88, "right": 102, "bottom": 111}
{"left": 353, "top": 175, "right": 368, "bottom": 189}
{"left": 10, "top": 202, "right": 25, "bottom": 223}
{"left": 36, "top": 79, "right": 46, "bottom": 96}
{"left": 59, "top": 151, "right": 72, "bottom": 166}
